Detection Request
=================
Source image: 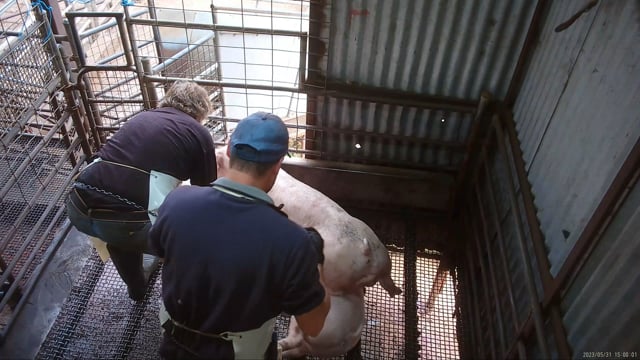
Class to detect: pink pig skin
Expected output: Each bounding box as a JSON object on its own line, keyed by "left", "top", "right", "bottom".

{"left": 216, "top": 147, "right": 401, "bottom": 356}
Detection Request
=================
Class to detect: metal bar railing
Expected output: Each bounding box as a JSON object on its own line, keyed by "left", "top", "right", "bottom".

{"left": 464, "top": 239, "right": 487, "bottom": 358}
{"left": 0, "top": 141, "right": 84, "bottom": 313}
{"left": 480, "top": 150, "right": 527, "bottom": 359}
{"left": 210, "top": 4, "right": 226, "bottom": 117}
{"left": 403, "top": 216, "right": 419, "bottom": 358}
{"left": 149, "top": 33, "right": 215, "bottom": 74}
{"left": 62, "top": 18, "right": 105, "bottom": 148}
{"left": 0, "top": 109, "right": 73, "bottom": 204}
{"left": 460, "top": 266, "right": 477, "bottom": 358}
{"left": 0, "top": 138, "right": 81, "bottom": 259}
{"left": 501, "top": 111, "right": 571, "bottom": 358}
{"left": 128, "top": 16, "right": 307, "bottom": 37}
{"left": 467, "top": 210, "right": 498, "bottom": 359}
{"left": 122, "top": 5, "right": 151, "bottom": 109}
{"left": 0, "top": 78, "right": 58, "bottom": 148}
{"left": 474, "top": 183, "right": 508, "bottom": 356}
{"left": 491, "top": 116, "right": 551, "bottom": 358}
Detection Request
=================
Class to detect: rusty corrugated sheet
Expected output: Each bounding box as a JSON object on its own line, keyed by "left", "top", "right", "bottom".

{"left": 512, "top": 0, "right": 640, "bottom": 274}
{"left": 317, "top": 0, "right": 537, "bottom": 100}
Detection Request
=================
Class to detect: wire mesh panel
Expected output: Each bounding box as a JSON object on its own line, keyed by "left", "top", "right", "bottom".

{"left": 0, "top": 2, "right": 82, "bottom": 342}
{"left": 36, "top": 251, "right": 162, "bottom": 360}
{"left": 416, "top": 256, "right": 459, "bottom": 359}
{"left": 114, "top": 0, "right": 311, "bottom": 150}
{"left": 361, "top": 251, "right": 406, "bottom": 359}
{"left": 80, "top": 69, "right": 145, "bottom": 131}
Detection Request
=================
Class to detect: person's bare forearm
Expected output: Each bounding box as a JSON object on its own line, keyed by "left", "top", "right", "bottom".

{"left": 295, "top": 265, "right": 331, "bottom": 337}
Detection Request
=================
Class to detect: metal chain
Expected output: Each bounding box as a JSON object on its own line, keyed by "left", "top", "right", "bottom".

{"left": 74, "top": 181, "right": 146, "bottom": 211}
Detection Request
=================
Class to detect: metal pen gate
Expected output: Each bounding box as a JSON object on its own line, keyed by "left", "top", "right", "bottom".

{"left": 0, "top": 2, "right": 83, "bottom": 343}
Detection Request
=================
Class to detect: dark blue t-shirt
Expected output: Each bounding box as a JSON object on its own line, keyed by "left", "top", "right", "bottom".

{"left": 77, "top": 107, "right": 216, "bottom": 210}
{"left": 148, "top": 181, "right": 325, "bottom": 358}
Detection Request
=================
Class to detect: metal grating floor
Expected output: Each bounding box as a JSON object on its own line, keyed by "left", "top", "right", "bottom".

{"left": 36, "top": 247, "right": 460, "bottom": 359}
{"left": 36, "top": 251, "right": 162, "bottom": 360}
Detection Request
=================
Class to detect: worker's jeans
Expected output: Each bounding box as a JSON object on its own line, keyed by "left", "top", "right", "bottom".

{"left": 65, "top": 190, "right": 152, "bottom": 300}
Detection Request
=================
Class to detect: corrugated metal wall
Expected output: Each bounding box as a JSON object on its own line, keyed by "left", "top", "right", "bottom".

{"left": 458, "top": 114, "right": 562, "bottom": 359}
{"left": 305, "top": 0, "right": 539, "bottom": 173}
{"left": 561, "top": 174, "right": 640, "bottom": 356}
{"left": 319, "top": 0, "right": 537, "bottom": 100}
{"left": 314, "top": 96, "right": 473, "bottom": 171}
{"left": 512, "top": 0, "right": 640, "bottom": 274}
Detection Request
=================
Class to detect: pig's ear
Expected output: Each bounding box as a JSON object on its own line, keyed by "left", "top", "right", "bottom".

{"left": 363, "top": 237, "right": 372, "bottom": 256}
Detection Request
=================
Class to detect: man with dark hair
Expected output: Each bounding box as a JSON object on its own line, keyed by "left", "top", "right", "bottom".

{"left": 65, "top": 80, "right": 217, "bottom": 301}
{"left": 149, "top": 112, "right": 330, "bottom": 359}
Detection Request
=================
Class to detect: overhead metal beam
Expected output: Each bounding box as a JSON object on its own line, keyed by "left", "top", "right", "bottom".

{"left": 305, "top": 79, "right": 478, "bottom": 113}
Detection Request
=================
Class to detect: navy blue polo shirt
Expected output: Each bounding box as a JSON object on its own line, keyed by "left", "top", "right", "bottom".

{"left": 148, "top": 178, "right": 325, "bottom": 358}
{"left": 76, "top": 107, "right": 216, "bottom": 210}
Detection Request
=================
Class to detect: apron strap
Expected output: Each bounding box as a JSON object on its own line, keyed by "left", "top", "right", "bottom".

{"left": 159, "top": 301, "right": 278, "bottom": 359}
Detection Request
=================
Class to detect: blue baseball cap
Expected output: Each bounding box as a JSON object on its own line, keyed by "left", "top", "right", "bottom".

{"left": 230, "top": 112, "right": 290, "bottom": 163}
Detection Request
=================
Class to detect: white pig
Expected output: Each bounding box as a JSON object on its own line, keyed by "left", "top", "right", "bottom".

{"left": 215, "top": 147, "right": 401, "bottom": 356}
{"left": 215, "top": 147, "right": 402, "bottom": 296}
{"left": 279, "top": 290, "right": 365, "bottom": 357}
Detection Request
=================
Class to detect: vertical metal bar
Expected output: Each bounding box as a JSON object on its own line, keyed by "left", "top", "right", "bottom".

{"left": 461, "top": 265, "right": 478, "bottom": 358}
{"left": 467, "top": 208, "right": 498, "bottom": 360}
{"left": 63, "top": 83, "right": 93, "bottom": 158}
{"left": 78, "top": 75, "right": 106, "bottom": 147}
{"left": 210, "top": 4, "right": 226, "bottom": 117}
{"left": 122, "top": 5, "right": 151, "bottom": 108}
{"left": 474, "top": 183, "right": 507, "bottom": 356}
{"left": 403, "top": 216, "right": 419, "bottom": 359}
{"left": 501, "top": 112, "right": 571, "bottom": 358}
{"left": 500, "top": 111, "right": 554, "bottom": 291}
{"left": 298, "top": 33, "right": 308, "bottom": 90}
{"left": 306, "top": 0, "right": 325, "bottom": 83}
{"left": 114, "top": 12, "right": 135, "bottom": 67}
{"left": 146, "top": 0, "right": 165, "bottom": 67}
{"left": 141, "top": 57, "right": 159, "bottom": 108}
{"left": 452, "top": 92, "right": 492, "bottom": 195}
{"left": 303, "top": 0, "right": 326, "bottom": 158}
{"left": 481, "top": 152, "right": 527, "bottom": 359}
{"left": 63, "top": 18, "right": 87, "bottom": 67}
{"left": 50, "top": 94, "right": 77, "bottom": 168}
{"left": 491, "top": 117, "right": 550, "bottom": 358}
{"left": 43, "top": 0, "right": 72, "bottom": 56}
{"left": 45, "top": 14, "right": 92, "bottom": 158}
{"left": 62, "top": 18, "right": 105, "bottom": 148}
{"left": 465, "top": 238, "right": 487, "bottom": 358}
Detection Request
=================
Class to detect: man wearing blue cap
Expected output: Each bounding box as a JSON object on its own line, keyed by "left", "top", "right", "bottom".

{"left": 149, "top": 112, "right": 331, "bottom": 359}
